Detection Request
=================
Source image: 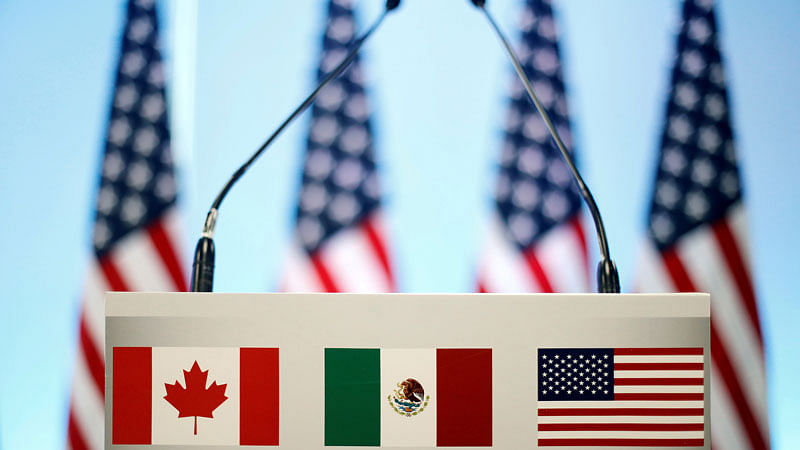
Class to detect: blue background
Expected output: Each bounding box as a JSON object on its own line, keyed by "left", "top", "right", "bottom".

{"left": 0, "top": 0, "right": 798, "bottom": 448}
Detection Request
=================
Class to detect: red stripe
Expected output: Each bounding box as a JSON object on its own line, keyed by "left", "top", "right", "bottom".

{"left": 112, "top": 347, "right": 152, "bottom": 445}
{"left": 711, "top": 323, "right": 768, "bottom": 450}
{"left": 615, "top": 363, "right": 703, "bottom": 370}
{"left": 67, "top": 407, "right": 89, "bottom": 450}
{"left": 538, "top": 438, "right": 704, "bottom": 447}
{"left": 146, "top": 218, "right": 188, "bottom": 291}
{"left": 79, "top": 316, "right": 105, "bottom": 398}
{"left": 614, "top": 378, "right": 704, "bottom": 386}
{"left": 538, "top": 408, "right": 703, "bottom": 416}
{"left": 569, "top": 214, "right": 590, "bottom": 279}
{"left": 538, "top": 423, "right": 704, "bottom": 431}
{"left": 361, "top": 215, "right": 394, "bottom": 290}
{"left": 99, "top": 256, "right": 130, "bottom": 291}
{"left": 523, "top": 249, "right": 554, "bottom": 292}
{"left": 614, "top": 392, "right": 704, "bottom": 401}
{"left": 659, "top": 247, "right": 767, "bottom": 449}
{"left": 711, "top": 219, "right": 763, "bottom": 344}
{"left": 614, "top": 347, "right": 703, "bottom": 355}
{"left": 240, "top": 348, "right": 280, "bottom": 445}
{"left": 310, "top": 252, "right": 340, "bottom": 292}
{"left": 437, "top": 349, "right": 492, "bottom": 446}
{"left": 477, "top": 280, "right": 488, "bottom": 293}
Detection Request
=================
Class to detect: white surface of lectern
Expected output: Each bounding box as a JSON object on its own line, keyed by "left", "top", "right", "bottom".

{"left": 105, "top": 293, "right": 710, "bottom": 449}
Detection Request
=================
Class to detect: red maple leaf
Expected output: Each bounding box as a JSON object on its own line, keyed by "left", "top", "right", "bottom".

{"left": 163, "top": 361, "right": 228, "bottom": 435}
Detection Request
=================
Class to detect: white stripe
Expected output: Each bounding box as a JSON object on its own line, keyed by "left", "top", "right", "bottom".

{"left": 727, "top": 204, "right": 752, "bottom": 278}
{"left": 110, "top": 230, "right": 174, "bottom": 291}
{"left": 380, "top": 349, "right": 436, "bottom": 447}
{"left": 676, "top": 222, "right": 768, "bottom": 427}
{"left": 82, "top": 260, "right": 108, "bottom": 349}
{"left": 538, "top": 401, "right": 704, "bottom": 409}
{"left": 534, "top": 220, "right": 589, "bottom": 292}
{"left": 614, "top": 385, "right": 704, "bottom": 394}
{"left": 283, "top": 241, "right": 324, "bottom": 292}
{"left": 537, "top": 430, "right": 705, "bottom": 439}
{"left": 159, "top": 210, "right": 188, "bottom": 290}
{"left": 614, "top": 355, "right": 704, "bottom": 364}
{"left": 71, "top": 348, "right": 105, "bottom": 450}
{"left": 479, "top": 215, "right": 537, "bottom": 292}
{"left": 633, "top": 240, "right": 674, "bottom": 293}
{"left": 538, "top": 415, "right": 704, "bottom": 424}
{"left": 318, "top": 225, "right": 392, "bottom": 292}
{"left": 710, "top": 364, "right": 749, "bottom": 450}
{"left": 614, "top": 370, "right": 704, "bottom": 378}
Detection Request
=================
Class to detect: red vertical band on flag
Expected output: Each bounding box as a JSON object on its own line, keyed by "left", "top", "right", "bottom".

{"left": 522, "top": 250, "right": 554, "bottom": 293}
{"left": 437, "top": 348, "right": 492, "bottom": 447}
{"left": 361, "top": 215, "right": 394, "bottom": 289}
{"left": 240, "top": 348, "right": 280, "bottom": 446}
{"left": 112, "top": 347, "right": 152, "bottom": 445}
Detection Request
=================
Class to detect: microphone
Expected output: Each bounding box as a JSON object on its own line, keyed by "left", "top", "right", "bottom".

{"left": 190, "top": 0, "right": 402, "bottom": 292}
{"left": 469, "top": 0, "right": 620, "bottom": 293}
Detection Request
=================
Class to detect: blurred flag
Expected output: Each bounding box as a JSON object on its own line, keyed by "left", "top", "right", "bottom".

{"left": 636, "top": 1, "right": 769, "bottom": 449}
{"left": 67, "top": 1, "right": 187, "bottom": 449}
{"left": 476, "top": 0, "right": 589, "bottom": 293}
{"left": 283, "top": 0, "right": 394, "bottom": 292}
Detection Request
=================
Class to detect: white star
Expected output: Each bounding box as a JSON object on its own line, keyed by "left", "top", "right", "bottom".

{"left": 668, "top": 115, "right": 694, "bottom": 143}
{"left": 298, "top": 216, "right": 323, "bottom": 248}
{"left": 338, "top": 125, "right": 370, "bottom": 155}
{"left": 697, "top": 126, "right": 722, "bottom": 153}
{"left": 517, "top": 146, "right": 546, "bottom": 177}
{"left": 93, "top": 219, "right": 111, "bottom": 248}
{"left": 537, "top": 16, "right": 557, "bottom": 40}
{"left": 103, "top": 151, "right": 125, "bottom": 181}
{"left": 305, "top": 149, "right": 334, "bottom": 180}
{"left": 128, "top": 16, "right": 152, "bottom": 44}
{"left": 547, "top": 161, "right": 571, "bottom": 188}
{"left": 532, "top": 47, "right": 559, "bottom": 76}
{"left": 147, "top": 61, "right": 164, "bottom": 87}
{"left": 321, "top": 48, "right": 347, "bottom": 73}
{"left": 662, "top": 147, "right": 687, "bottom": 176}
{"left": 344, "top": 94, "right": 370, "bottom": 121}
{"left": 522, "top": 114, "right": 549, "bottom": 143}
{"left": 719, "top": 171, "right": 740, "bottom": 198}
{"left": 133, "top": 126, "right": 159, "bottom": 156}
{"left": 300, "top": 183, "right": 328, "bottom": 215}
{"left": 685, "top": 191, "right": 710, "bottom": 220}
{"left": 362, "top": 173, "right": 381, "bottom": 200}
{"left": 511, "top": 180, "right": 540, "bottom": 211}
{"left": 121, "top": 50, "right": 146, "bottom": 78}
{"left": 709, "top": 63, "right": 725, "bottom": 87}
{"left": 532, "top": 80, "right": 556, "bottom": 108}
{"left": 691, "top": 158, "right": 716, "bottom": 187}
{"left": 504, "top": 108, "right": 522, "bottom": 134}
{"left": 656, "top": 179, "right": 681, "bottom": 208}
{"left": 543, "top": 191, "right": 569, "bottom": 221}
{"left": 681, "top": 50, "right": 706, "bottom": 77}
{"left": 333, "top": 158, "right": 365, "bottom": 190}
{"left": 120, "top": 195, "right": 146, "bottom": 225}
{"left": 317, "top": 82, "right": 346, "bottom": 112}
{"left": 140, "top": 94, "right": 165, "bottom": 121}
{"left": 126, "top": 159, "right": 152, "bottom": 190}
{"left": 651, "top": 212, "right": 675, "bottom": 242}
{"left": 97, "top": 185, "right": 118, "bottom": 215}
{"left": 328, "top": 192, "right": 360, "bottom": 224}
{"left": 154, "top": 173, "right": 176, "bottom": 201}
{"left": 114, "top": 84, "right": 139, "bottom": 112}
{"left": 704, "top": 94, "right": 726, "bottom": 120}
{"left": 310, "top": 115, "right": 340, "bottom": 146}
{"left": 687, "top": 17, "right": 711, "bottom": 44}
{"left": 674, "top": 83, "right": 699, "bottom": 110}
{"left": 109, "top": 117, "right": 132, "bottom": 146}
{"left": 509, "top": 212, "right": 537, "bottom": 243}
{"left": 327, "top": 16, "right": 355, "bottom": 43}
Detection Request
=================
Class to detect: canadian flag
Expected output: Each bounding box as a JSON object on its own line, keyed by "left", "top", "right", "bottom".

{"left": 111, "top": 347, "right": 279, "bottom": 446}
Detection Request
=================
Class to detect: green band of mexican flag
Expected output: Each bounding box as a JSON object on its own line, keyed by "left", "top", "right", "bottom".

{"left": 324, "top": 348, "right": 492, "bottom": 447}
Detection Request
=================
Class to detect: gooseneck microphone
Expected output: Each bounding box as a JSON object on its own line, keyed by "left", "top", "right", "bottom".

{"left": 190, "top": 0, "right": 402, "bottom": 292}
{"left": 469, "top": 0, "right": 620, "bottom": 293}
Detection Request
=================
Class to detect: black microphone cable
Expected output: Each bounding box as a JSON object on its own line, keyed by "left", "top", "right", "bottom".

{"left": 469, "top": 0, "right": 620, "bottom": 293}
{"left": 191, "top": 0, "right": 402, "bottom": 292}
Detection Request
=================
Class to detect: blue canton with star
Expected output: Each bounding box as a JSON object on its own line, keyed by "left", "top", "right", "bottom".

{"left": 295, "top": 0, "right": 381, "bottom": 254}
{"left": 648, "top": 0, "right": 742, "bottom": 250}
{"left": 92, "top": 0, "right": 177, "bottom": 258}
{"left": 494, "top": 0, "right": 582, "bottom": 251}
{"left": 538, "top": 348, "right": 614, "bottom": 401}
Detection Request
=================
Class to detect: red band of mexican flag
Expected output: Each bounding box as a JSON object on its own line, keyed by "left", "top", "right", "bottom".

{"left": 112, "top": 347, "right": 279, "bottom": 446}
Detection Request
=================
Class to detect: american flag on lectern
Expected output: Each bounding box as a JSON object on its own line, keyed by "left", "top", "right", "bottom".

{"left": 67, "top": 1, "right": 187, "bottom": 449}
{"left": 477, "top": 0, "right": 589, "bottom": 293}
{"left": 636, "top": 1, "right": 770, "bottom": 449}
{"left": 283, "top": 0, "right": 394, "bottom": 292}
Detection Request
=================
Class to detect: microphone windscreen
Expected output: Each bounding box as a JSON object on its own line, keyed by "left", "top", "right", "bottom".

{"left": 470, "top": 0, "right": 486, "bottom": 8}
{"left": 386, "top": 0, "right": 401, "bottom": 11}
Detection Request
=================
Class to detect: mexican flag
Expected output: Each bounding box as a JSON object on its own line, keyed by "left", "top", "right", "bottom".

{"left": 324, "top": 348, "right": 492, "bottom": 447}
{"left": 111, "top": 347, "right": 279, "bottom": 446}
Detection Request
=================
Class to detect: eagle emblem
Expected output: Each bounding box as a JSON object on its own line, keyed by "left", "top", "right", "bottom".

{"left": 388, "top": 378, "right": 430, "bottom": 417}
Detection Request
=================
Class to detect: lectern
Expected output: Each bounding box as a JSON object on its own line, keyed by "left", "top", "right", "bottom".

{"left": 105, "top": 293, "right": 710, "bottom": 449}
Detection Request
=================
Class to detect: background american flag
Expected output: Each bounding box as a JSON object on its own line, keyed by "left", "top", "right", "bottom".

{"left": 537, "top": 348, "right": 705, "bottom": 447}
{"left": 477, "top": 0, "right": 589, "bottom": 293}
{"left": 283, "top": 0, "right": 394, "bottom": 292}
{"left": 66, "top": 1, "right": 187, "bottom": 448}
{"left": 636, "top": 0, "right": 769, "bottom": 449}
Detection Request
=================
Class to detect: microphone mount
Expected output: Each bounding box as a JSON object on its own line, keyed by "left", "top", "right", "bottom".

{"left": 190, "top": 1, "right": 401, "bottom": 292}
{"left": 470, "top": 0, "right": 620, "bottom": 293}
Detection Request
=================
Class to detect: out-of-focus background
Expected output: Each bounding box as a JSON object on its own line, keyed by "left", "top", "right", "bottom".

{"left": 0, "top": 0, "right": 798, "bottom": 448}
